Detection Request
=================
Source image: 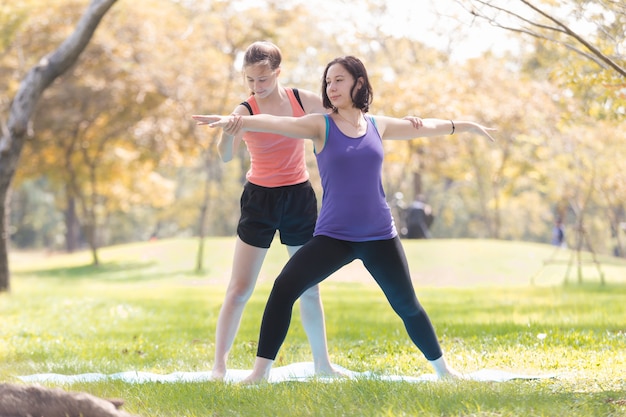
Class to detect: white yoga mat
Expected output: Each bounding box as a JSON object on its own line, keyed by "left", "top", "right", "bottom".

{"left": 17, "top": 362, "right": 555, "bottom": 384}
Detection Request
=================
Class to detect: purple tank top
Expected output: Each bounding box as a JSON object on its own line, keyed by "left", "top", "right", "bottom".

{"left": 314, "top": 114, "right": 397, "bottom": 241}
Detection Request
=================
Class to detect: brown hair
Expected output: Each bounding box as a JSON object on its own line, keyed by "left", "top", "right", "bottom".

{"left": 243, "top": 41, "right": 282, "bottom": 71}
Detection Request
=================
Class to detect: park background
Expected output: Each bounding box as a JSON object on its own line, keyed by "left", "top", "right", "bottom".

{"left": 1, "top": 0, "right": 624, "bottom": 275}
{"left": 1, "top": 1, "right": 625, "bottom": 416}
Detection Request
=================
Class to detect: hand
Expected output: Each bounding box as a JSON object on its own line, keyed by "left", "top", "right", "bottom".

{"left": 403, "top": 116, "right": 423, "bottom": 129}
{"left": 192, "top": 115, "right": 231, "bottom": 128}
{"left": 224, "top": 114, "right": 243, "bottom": 136}
{"left": 471, "top": 123, "right": 497, "bottom": 142}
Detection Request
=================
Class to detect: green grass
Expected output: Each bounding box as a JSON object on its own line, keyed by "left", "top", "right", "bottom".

{"left": 2, "top": 238, "right": 626, "bottom": 416}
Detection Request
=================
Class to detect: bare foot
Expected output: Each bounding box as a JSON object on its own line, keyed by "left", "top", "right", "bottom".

{"left": 210, "top": 367, "right": 226, "bottom": 381}
{"left": 315, "top": 365, "right": 349, "bottom": 379}
{"left": 240, "top": 370, "right": 270, "bottom": 385}
{"left": 429, "top": 356, "right": 464, "bottom": 380}
{"left": 437, "top": 368, "right": 465, "bottom": 380}
{"left": 240, "top": 356, "right": 273, "bottom": 385}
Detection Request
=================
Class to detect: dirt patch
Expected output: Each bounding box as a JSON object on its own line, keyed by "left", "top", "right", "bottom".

{"left": 0, "top": 383, "right": 139, "bottom": 417}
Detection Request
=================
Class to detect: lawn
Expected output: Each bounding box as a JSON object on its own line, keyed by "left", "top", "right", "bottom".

{"left": 1, "top": 238, "right": 625, "bottom": 416}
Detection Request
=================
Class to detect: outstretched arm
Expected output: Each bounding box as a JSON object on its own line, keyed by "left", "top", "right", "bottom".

{"left": 375, "top": 116, "right": 496, "bottom": 142}
{"left": 421, "top": 119, "right": 496, "bottom": 141}
{"left": 193, "top": 113, "right": 326, "bottom": 143}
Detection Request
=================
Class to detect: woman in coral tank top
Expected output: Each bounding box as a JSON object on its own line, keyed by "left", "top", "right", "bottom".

{"left": 209, "top": 41, "right": 335, "bottom": 380}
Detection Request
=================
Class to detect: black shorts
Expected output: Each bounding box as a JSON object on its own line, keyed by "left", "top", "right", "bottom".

{"left": 237, "top": 180, "right": 318, "bottom": 248}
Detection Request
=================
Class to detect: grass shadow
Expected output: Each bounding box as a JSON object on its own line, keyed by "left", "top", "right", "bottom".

{"left": 9, "top": 260, "right": 197, "bottom": 282}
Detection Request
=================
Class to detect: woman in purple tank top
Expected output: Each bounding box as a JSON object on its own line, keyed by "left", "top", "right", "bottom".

{"left": 193, "top": 55, "right": 495, "bottom": 384}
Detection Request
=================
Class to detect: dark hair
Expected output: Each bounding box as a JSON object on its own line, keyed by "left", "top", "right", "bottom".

{"left": 243, "top": 41, "right": 282, "bottom": 71}
{"left": 321, "top": 56, "right": 373, "bottom": 113}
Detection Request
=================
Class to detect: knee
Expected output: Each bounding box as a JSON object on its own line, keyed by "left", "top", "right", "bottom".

{"left": 392, "top": 298, "right": 424, "bottom": 319}
{"left": 271, "top": 272, "right": 304, "bottom": 303}
{"left": 225, "top": 282, "right": 255, "bottom": 304}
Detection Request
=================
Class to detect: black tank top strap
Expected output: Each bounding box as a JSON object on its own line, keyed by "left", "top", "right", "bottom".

{"left": 240, "top": 101, "right": 254, "bottom": 115}
{"left": 241, "top": 89, "right": 303, "bottom": 115}
{"left": 291, "top": 88, "right": 305, "bottom": 112}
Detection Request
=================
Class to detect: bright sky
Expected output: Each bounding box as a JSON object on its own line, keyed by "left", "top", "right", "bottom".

{"left": 293, "top": 0, "right": 520, "bottom": 62}
{"left": 231, "top": 0, "right": 521, "bottom": 67}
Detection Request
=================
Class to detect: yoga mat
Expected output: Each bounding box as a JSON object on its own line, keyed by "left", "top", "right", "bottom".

{"left": 17, "top": 362, "right": 556, "bottom": 384}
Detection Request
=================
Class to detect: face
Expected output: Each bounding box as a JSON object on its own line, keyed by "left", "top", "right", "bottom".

{"left": 325, "top": 63, "right": 360, "bottom": 109}
{"left": 244, "top": 63, "right": 279, "bottom": 98}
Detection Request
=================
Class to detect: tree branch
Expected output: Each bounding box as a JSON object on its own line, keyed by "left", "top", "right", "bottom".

{"left": 8, "top": 0, "right": 118, "bottom": 139}
{"left": 461, "top": 0, "right": 626, "bottom": 77}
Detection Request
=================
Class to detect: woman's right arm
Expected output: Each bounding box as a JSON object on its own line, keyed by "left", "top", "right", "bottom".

{"left": 194, "top": 113, "right": 326, "bottom": 148}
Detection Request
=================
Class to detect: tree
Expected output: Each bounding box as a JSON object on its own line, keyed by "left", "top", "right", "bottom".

{"left": 455, "top": 0, "right": 625, "bottom": 122}
{"left": 0, "top": 0, "right": 117, "bottom": 292}
{"left": 456, "top": 0, "right": 625, "bottom": 77}
{"left": 27, "top": 27, "right": 169, "bottom": 264}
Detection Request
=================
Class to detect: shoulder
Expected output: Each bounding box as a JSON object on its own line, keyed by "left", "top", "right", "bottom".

{"left": 366, "top": 114, "right": 383, "bottom": 128}
{"left": 298, "top": 113, "right": 328, "bottom": 140}
{"left": 300, "top": 112, "right": 328, "bottom": 124}
{"left": 232, "top": 103, "right": 253, "bottom": 116}
{"left": 293, "top": 88, "right": 326, "bottom": 114}
{"left": 366, "top": 114, "right": 395, "bottom": 137}
{"left": 368, "top": 114, "right": 395, "bottom": 127}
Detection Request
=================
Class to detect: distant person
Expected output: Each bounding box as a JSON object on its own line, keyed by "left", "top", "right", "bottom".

{"left": 551, "top": 219, "right": 565, "bottom": 248}
{"left": 405, "top": 196, "right": 434, "bottom": 239}
{"left": 193, "top": 55, "right": 495, "bottom": 383}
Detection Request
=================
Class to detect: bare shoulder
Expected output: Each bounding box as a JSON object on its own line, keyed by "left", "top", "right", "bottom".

{"left": 368, "top": 114, "right": 393, "bottom": 130}
{"left": 367, "top": 114, "right": 415, "bottom": 140}
{"left": 295, "top": 88, "right": 319, "bottom": 100}
{"left": 299, "top": 112, "right": 327, "bottom": 126}
{"left": 232, "top": 103, "right": 252, "bottom": 116}
{"left": 297, "top": 113, "right": 328, "bottom": 143}
{"left": 295, "top": 88, "right": 326, "bottom": 113}
{"left": 368, "top": 114, "right": 393, "bottom": 123}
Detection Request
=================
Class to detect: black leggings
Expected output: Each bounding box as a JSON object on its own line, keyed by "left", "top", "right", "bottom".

{"left": 256, "top": 235, "right": 443, "bottom": 361}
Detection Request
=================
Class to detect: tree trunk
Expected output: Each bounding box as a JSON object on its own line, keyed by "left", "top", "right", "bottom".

{"left": 195, "top": 158, "right": 212, "bottom": 273}
{"left": 65, "top": 193, "right": 81, "bottom": 252}
{"left": 0, "top": 197, "right": 10, "bottom": 292}
{"left": 0, "top": 0, "right": 118, "bottom": 292}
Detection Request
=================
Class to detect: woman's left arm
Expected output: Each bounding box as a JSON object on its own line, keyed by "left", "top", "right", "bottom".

{"left": 376, "top": 115, "right": 496, "bottom": 142}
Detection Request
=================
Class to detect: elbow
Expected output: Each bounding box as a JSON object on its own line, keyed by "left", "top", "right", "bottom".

{"left": 218, "top": 150, "right": 233, "bottom": 163}
{"left": 217, "top": 135, "right": 238, "bottom": 163}
{"left": 217, "top": 142, "right": 234, "bottom": 163}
